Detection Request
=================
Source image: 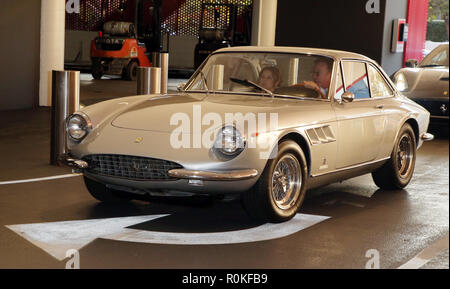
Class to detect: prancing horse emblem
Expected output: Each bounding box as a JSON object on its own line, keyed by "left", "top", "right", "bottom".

{"left": 135, "top": 137, "right": 143, "bottom": 144}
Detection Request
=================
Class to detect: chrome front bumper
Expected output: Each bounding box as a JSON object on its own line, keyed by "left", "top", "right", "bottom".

{"left": 63, "top": 156, "right": 88, "bottom": 172}
{"left": 420, "top": 132, "right": 434, "bottom": 142}
{"left": 168, "top": 169, "right": 259, "bottom": 181}
{"left": 63, "top": 156, "right": 258, "bottom": 181}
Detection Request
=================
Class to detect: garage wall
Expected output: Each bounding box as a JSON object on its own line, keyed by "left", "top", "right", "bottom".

{"left": 381, "top": 0, "right": 408, "bottom": 76}
{"left": 275, "top": 0, "right": 409, "bottom": 76}
{"left": 65, "top": 30, "right": 98, "bottom": 66}
{"left": 168, "top": 35, "right": 198, "bottom": 69}
{"left": 0, "top": 0, "right": 41, "bottom": 111}
{"left": 275, "top": 0, "right": 386, "bottom": 64}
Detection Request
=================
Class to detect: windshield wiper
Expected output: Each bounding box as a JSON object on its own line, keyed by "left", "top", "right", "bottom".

{"left": 230, "top": 77, "right": 273, "bottom": 97}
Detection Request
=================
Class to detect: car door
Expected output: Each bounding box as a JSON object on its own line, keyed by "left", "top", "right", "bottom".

{"left": 366, "top": 62, "right": 398, "bottom": 158}
{"left": 333, "top": 60, "right": 387, "bottom": 169}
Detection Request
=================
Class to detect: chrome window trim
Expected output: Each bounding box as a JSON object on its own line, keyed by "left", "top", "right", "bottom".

{"left": 326, "top": 58, "right": 339, "bottom": 101}
{"left": 185, "top": 51, "right": 338, "bottom": 102}
{"left": 340, "top": 59, "right": 371, "bottom": 100}
{"left": 349, "top": 95, "right": 395, "bottom": 102}
{"left": 340, "top": 59, "right": 396, "bottom": 102}
{"left": 341, "top": 58, "right": 397, "bottom": 95}
{"left": 365, "top": 62, "right": 374, "bottom": 98}
{"left": 331, "top": 60, "right": 346, "bottom": 104}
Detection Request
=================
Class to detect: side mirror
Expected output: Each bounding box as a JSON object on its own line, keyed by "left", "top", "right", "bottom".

{"left": 177, "top": 82, "right": 186, "bottom": 91}
{"left": 341, "top": 91, "right": 355, "bottom": 103}
{"left": 405, "top": 59, "right": 418, "bottom": 68}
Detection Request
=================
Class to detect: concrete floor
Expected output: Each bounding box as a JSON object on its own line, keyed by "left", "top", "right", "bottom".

{"left": 0, "top": 76, "right": 448, "bottom": 269}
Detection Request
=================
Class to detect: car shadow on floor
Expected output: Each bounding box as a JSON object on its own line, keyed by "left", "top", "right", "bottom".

{"left": 83, "top": 187, "right": 410, "bottom": 235}
{"left": 85, "top": 197, "right": 264, "bottom": 233}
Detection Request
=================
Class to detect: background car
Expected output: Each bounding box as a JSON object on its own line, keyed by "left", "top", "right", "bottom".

{"left": 65, "top": 46, "right": 433, "bottom": 223}
{"left": 393, "top": 44, "right": 449, "bottom": 126}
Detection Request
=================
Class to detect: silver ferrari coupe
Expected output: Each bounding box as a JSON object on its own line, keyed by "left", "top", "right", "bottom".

{"left": 65, "top": 46, "right": 433, "bottom": 222}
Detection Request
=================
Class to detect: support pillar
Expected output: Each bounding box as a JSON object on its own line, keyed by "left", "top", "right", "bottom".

{"left": 39, "top": 0, "right": 66, "bottom": 106}
{"left": 251, "top": 0, "right": 278, "bottom": 46}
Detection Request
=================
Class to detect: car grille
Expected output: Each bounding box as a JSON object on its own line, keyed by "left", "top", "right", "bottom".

{"left": 83, "top": 154, "right": 183, "bottom": 181}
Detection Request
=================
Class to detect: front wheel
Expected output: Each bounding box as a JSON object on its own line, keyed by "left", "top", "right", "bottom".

{"left": 372, "top": 123, "right": 416, "bottom": 189}
{"left": 124, "top": 61, "right": 138, "bottom": 81}
{"left": 241, "top": 141, "right": 308, "bottom": 223}
{"left": 91, "top": 61, "right": 103, "bottom": 80}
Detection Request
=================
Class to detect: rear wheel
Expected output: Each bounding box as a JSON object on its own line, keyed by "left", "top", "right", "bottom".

{"left": 124, "top": 61, "right": 138, "bottom": 81}
{"left": 372, "top": 123, "right": 416, "bottom": 189}
{"left": 83, "top": 176, "right": 133, "bottom": 203}
{"left": 241, "top": 141, "right": 308, "bottom": 223}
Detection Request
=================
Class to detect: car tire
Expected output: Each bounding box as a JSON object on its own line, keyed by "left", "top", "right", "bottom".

{"left": 91, "top": 61, "right": 103, "bottom": 80}
{"left": 372, "top": 123, "right": 417, "bottom": 190}
{"left": 124, "top": 61, "right": 138, "bottom": 81}
{"left": 83, "top": 176, "right": 133, "bottom": 203}
{"left": 241, "top": 140, "right": 308, "bottom": 223}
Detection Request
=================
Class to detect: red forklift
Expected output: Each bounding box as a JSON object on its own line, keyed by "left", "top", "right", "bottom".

{"left": 90, "top": 0, "right": 163, "bottom": 80}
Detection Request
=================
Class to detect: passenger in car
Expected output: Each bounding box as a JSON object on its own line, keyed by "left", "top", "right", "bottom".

{"left": 258, "top": 66, "right": 281, "bottom": 92}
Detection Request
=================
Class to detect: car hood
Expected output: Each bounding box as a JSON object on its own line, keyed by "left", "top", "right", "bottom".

{"left": 401, "top": 67, "right": 449, "bottom": 98}
{"left": 110, "top": 92, "right": 325, "bottom": 133}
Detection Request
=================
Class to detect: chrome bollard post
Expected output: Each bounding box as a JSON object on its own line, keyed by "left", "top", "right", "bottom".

{"left": 151, "top": 52, "right": 161, "bottom": 68}
{"left": 137, "top": 67, "right": 161, "bottom": 95}
{"left": 160, "top": 53, "right": 169, "bottom": 94}
{"left": 151, "top": 52, "right": 169, "bottom": 94}
{"left": 50, "top": 70, "right": 80, "bottom": 165}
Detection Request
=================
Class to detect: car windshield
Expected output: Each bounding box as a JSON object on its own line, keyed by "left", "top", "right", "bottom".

{"left": 420, "top": 45, "right": 449, "bottom": 67}
{"left": 185, "top": 52, "right": 334, "bottom": 99}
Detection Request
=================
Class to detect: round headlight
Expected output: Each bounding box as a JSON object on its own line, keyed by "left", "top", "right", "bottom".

{"left": 214, "top": 125, "right": 246, "bottom": 156}
{"left": 67, "top": 113, "right": 90, "bottom": 141}
{"left": 394, "top": 72, "right": 409, "bottom": 92}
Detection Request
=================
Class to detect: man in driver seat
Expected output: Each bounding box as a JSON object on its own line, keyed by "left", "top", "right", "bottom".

{"left": 301, "top": 59, "right": 332, "bottom": 99}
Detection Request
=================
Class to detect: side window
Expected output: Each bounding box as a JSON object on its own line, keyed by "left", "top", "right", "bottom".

{"left": 342, "top": 61, "right": 370, "bottom": 99}
{"left": 367, "top": 64, "right": 393, "bottom": 98}
{"left": 335, "top": 63, "right": 344, "bottom": 100}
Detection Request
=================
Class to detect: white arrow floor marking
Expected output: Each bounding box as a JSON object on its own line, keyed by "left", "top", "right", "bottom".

{"left": 6, "top": 214, "right": 329, "bottom": 261}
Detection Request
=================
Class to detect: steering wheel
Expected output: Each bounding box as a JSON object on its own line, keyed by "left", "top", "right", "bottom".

{"left": 274, "top": 83, "right": 325, "bottom": 99}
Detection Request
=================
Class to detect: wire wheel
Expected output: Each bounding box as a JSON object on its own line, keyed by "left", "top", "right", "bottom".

{"left": 271, "top": 154, "right": 302, "bottom": 210}
{"left": 371, "top": 123, "right": 416, "bottom": 190}
{"left": 397, "top": 134, "right": 414, "bottom": 178}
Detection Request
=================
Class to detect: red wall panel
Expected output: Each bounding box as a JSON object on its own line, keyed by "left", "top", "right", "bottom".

{"left": 403, "top": 0, "right": 429, "bottom": 65}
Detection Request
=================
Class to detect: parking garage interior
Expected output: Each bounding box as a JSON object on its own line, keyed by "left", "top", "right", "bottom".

{"left": 0, "top": 0, "right": 448, "bottom": 272}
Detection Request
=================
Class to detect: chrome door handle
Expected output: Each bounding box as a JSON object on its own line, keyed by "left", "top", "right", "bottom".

{"left": 375, "top": 104, "right": 384, "bottom": 109}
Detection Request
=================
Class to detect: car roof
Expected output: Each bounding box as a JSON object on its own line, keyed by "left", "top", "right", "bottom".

{"left": 214, "top": 46, "right": 374, "bottom": 62}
